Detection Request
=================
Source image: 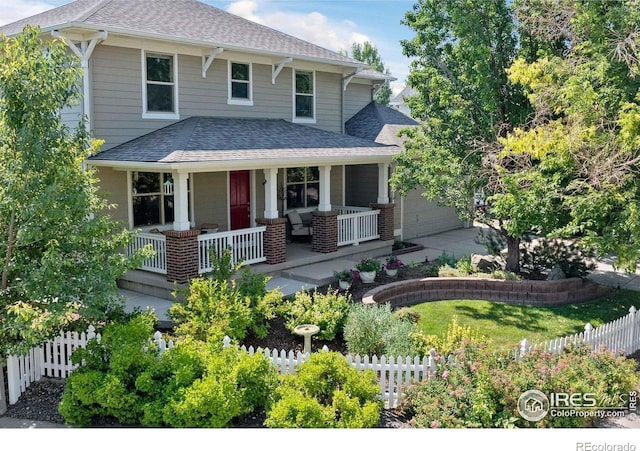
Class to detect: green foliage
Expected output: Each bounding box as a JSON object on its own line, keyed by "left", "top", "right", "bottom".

{"left": 520, "top": 239, "right": 596, "bottom": 279}
{"left": 411, "top": 316, "right": 487, "bottom": 357}
{"left": 343, "top": 303, "right": 417, "bottom": 357}
{"left": 438, "top": 264, "right": 463, "bottom": 278}
{"left": 0, "top": 26, "right": 146, "bottom": 355}
{"left": 170, "top": 252, "right": 281, "bottom": 343}
{"left": 348, "top": 41, "right": 392, "bottom": 105}
{"left": 265, "top": 351, "right": 382, "bottom": 428}
{"left": 455, "top": 255, "right": 477, "bottom": 275}
{"left": 281, "top": 289, "right": 350, "bottom": 341}
{"left": 394, "top": 307, "right": 421, "bottom": 324}
{"left": 402, "top": 341, "right": 639, "bottom": 428}
{"left": 170, "top": 277, "right": 252, "bottom": 344}
{"left": 355, "top": 257, "right": 382, "bottom": 273}
{"left": 59, "top": 314, "right": 278, "bottom": 428}
{"left": 207, "top": 246, "right": 241, "bottom": 283}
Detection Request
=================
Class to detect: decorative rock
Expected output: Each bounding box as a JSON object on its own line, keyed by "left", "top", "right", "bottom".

{"left": 471, "top": 254, "right": 502, "bottom": 272}
{"left": 547, "top": 265, "right": 566, "bottom": 280}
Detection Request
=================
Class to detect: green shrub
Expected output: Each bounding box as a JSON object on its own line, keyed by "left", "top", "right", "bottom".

{"left": 401, "top": 341, "right": 639, "bottom": 428}
{"left": 490, "top": 270, "right": 520, "bottom": 280}
{"left": 236, "top": 268, "right": 281, "bottom": 339}
{"left": 281, "top": 289, "right": 350, "bottom": 340}
{"left": 394, "top": 307, "right": 421, "bottom": 324}
{"left": 520, "top": 238, "right": 596, "bottom": 279}
{"left": 343, "top": 303, "right": 417, "bottom": 357}
{"left": 455, "top": 255, "right": 477, "bottom": 275}
{"left": 265, "top": 351, "right": 382, "bottom": 428}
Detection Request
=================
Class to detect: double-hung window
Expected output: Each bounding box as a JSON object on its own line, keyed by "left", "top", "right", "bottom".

{"left": 286, "top": 167, "right": 319, "bottom": 209}
{"left": 228, "top": 61, "right": 253, "bottom": 105}
{"left": 143, "top": 52, "right": 179, "bottom": 119}
{"left": 131, "top": 172, "right": 190, "bottom": 227}
{"left": 293, "top": 70, "right": 315, "bottom": 122}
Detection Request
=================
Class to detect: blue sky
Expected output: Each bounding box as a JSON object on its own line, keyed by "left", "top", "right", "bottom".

{"left": 0, "top": 0, "right": 417, "bottom": 94}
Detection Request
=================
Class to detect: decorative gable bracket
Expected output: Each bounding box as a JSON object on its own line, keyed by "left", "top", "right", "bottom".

{"left": 51, "top": 30, "right": 108, "bottom": 67}
{"left": 202, "top": 48, "right": 224, "bottom": 78}
{"left": 342, "top": 67, "right": 363, "bottom": 91}
{"left": 272, "top": 57, "right": 293, "bottom": 84}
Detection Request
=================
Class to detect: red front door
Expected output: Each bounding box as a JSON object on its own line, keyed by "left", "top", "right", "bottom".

{"left": 230, "top": 170, "right": 250, "bottom": 230}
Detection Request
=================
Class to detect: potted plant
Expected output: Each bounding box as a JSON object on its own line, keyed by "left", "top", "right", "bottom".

{"left": 384, "top": 255, "right": 404, "bottom": 277}
{"left": 355, "top": 257, "right": 381, "bottom": 284}
{"left": 334, "top": 269, "right": 355, "bottom": 290}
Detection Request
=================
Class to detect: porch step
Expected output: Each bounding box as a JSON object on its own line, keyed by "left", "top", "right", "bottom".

{"left": 117, "top": 270, "right": 184, "bottom": 302}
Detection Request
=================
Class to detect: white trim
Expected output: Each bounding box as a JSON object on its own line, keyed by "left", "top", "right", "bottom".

{"left": 141, "top": 50, "right": 180, "bottom": 120}
{"left": 202, "top": 47, "right": 224, "bottom": 78}
{"left": 227, "top": 60, "right": 254, "bottom": 106}
{"left": 292, "top": 69, "right": 316, "bottom": 124}
{"left": 272, "top": 57, "right": 293, "bottom": 84}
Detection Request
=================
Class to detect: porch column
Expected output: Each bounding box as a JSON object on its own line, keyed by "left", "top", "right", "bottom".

{"left": 263, "top": 168, "right": 279, "bottom": 219}
{"left": 165, "top": 229, "right": 200, "bottom": 284}
{"left": 318, "top": 165, "right": 332, "bottom": 212}
{"left": 255, "top": 218, "right": 287, "bottom": 264}
{"left": 173, "top": 171, "right": 190, "bottom": 231}
{"left": 377, "top": 162, "right": 390, "bottom": 204}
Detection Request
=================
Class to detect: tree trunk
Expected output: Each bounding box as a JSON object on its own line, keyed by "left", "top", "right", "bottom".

{"left": 505, "top": 235, "right": 521, "bottom": 273}
{"left": 1, "top": 208, "right": 16, "bottom": 291}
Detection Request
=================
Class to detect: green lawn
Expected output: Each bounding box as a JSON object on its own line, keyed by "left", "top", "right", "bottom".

{"left": 413, "top": 289, "right": 640, "bottom": 350}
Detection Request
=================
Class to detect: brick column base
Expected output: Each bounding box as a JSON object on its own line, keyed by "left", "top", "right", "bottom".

{"left": 165, "top": 229, "right": 201, "bottom": 284}
{"left": 312, "top": 210, "right": 338, "bottom": 253}
{"left": 371, "top": 203, "right": 395, "bottom": 241}
{"left": 256, "top": 218, "right": 287, "bottom": 264}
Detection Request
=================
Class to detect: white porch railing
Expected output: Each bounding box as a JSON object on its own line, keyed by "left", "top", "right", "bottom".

{"left": 127, "top": 232, "right": 167, "bottom": 274}
{"left": 333, "top": 205, "right": 373, "bottom": 215}
{"left": 337, "top": 208, "right": 380, "bottom": 246}
{"left": 198, "top": 226, "right": 267, "bottom": 272}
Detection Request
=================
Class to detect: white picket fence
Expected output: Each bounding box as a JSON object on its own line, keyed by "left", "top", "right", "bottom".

{"left": 518, "top": 306, "right": 640, "bottom": 358}
{"left": 6, "top": 306, "right": 640, "bottom": 408}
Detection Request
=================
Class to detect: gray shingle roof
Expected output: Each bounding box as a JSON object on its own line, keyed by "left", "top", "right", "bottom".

{"left": 0, "top": 0, "right": 361, "bottom": 66}
{"left": 345, "top": 102, "right": 418, "bottom": 146}
{"left": 88, "top": 117, "right": 400, "bottom": 163}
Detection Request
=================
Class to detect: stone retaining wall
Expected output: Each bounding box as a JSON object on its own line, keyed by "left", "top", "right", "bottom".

{"left": 362, "top": 277, "right": 613, "bottom": 308}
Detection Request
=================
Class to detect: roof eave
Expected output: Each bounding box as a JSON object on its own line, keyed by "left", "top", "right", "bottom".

{"left": 86, "top": 152, "right": 400, "bottom": 172}
{"left": 41, "top": 22, "right": 365, "bottom": 69}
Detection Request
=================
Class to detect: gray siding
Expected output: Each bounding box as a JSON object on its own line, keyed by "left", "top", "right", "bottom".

{"left": 344, "top": 82, "right": 372, "bottom": 121}
{"left": 95, "top": 167, "right": 129, "bottom": 226}
{"left": 60, "top": 101, "right": 82, "bottom": 131}
{"left": 91, "top": 45, "right": 351, "bottom": 149}
{"left": 402, "top": 189, "right": 463, "bottom": 239}
{"left": 193, "top": 172, "right": 229, "bottom": 231}
{"left": 345, "top": 164, "right": 377, "bottom": 207}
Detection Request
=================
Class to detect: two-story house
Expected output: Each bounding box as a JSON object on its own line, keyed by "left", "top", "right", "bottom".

{"left": 1, "top": 0, "right": 462, "bottom": 287}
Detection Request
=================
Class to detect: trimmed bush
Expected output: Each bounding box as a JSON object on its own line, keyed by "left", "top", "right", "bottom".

{"left": 281, "top": 289, "right": 350, "bottom": 340}
{"left": 411, "top": 316, "right": 487, "bottom": 357}
{"left": 265, "top": 351, "right": 382, "bottom": 428}
{"left": 344, "top": 303, "right": 418, "bottom": 357}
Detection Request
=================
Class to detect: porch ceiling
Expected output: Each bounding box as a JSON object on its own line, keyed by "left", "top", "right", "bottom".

{"left": 88, "top": 117, "right": 401, "bottom": 171}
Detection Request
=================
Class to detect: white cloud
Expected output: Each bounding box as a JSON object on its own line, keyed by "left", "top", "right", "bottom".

{"left": 0, "top": 0, "right": 58, "bottom": 26}
{"left": 226, "top": 0, "right": 370, "bottom": 54}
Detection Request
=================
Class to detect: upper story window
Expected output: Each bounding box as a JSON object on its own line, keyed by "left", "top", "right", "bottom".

{"left": 286, "top": 167, "right": 319, "bottom": 209}
{"left": 143, "top": 52, "right": 179, "bottom": 120}
{"left": 293, "top": 70, "right": 315, "bottom": 123}
{"left": 228, "top": 61, "right": 253, "bottom": 106}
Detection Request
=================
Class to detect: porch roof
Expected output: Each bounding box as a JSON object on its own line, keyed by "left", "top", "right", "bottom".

{"left": 87, "top": 117, "right": 401, "bottom": 170}
{"left": 345, "top": 102, "right": 418, "bottom": 147}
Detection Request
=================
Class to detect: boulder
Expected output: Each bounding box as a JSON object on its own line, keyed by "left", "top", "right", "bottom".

{"left": 471, "top": 254, "right": 502, "bottom": 272}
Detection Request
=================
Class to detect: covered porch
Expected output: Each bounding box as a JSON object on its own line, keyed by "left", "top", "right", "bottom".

{"left": 88, "top": 117, "right": 400, "bottom": 284}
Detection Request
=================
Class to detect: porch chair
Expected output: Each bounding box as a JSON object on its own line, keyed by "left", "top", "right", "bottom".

{"left": 287, "top": 210, "right": 312, "bottom": 241}
{"left": 200, "top": 223, "right": 219, "bottom": 233}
